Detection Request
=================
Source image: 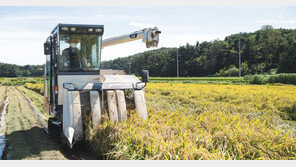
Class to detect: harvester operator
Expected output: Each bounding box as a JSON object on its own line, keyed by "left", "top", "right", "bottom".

{"left": 61, "top": 38, "right": 81, "bottom": 71}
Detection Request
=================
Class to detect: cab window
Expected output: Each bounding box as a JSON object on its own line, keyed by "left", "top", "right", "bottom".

{"left": 58, "top": 34, "right": 102, "bottom": 72}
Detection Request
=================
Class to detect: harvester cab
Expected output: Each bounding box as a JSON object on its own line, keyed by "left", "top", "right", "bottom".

{"left": 44, "top": 24, "right": 161, "bottom": 147}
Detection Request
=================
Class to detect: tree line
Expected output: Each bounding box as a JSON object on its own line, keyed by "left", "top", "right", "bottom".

{"left": 101, "top": 25, "right": 296, "bottom": 77}
{"left": 0, "top": 63, "right": 43, "bottom": 77}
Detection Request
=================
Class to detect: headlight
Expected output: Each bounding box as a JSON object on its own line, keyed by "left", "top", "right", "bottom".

{"left": 95, "top": 28, "right": 102, "bottom": 32}
{"left": 63, "top": 83, "right": 76, "bottom": 91}
{"left": 70, "top": 27, "right": 76, "bottom": 31}
{"left": 61, "top": 27, "right": 69, "bottom": 31}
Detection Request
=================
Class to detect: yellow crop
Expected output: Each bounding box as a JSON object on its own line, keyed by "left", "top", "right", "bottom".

{"left": 90, "top": 83, "right": 296, "bottom": 160}
{"left": 21, "top": 81, "right": 296, "bottom": 159}
{"left": 25, "top": 83, "right": 44, "bottom": 94}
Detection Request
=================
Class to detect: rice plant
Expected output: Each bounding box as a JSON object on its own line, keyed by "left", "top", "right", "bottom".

{"left": 87, "top": 83, "right": 296, "bottom": 160}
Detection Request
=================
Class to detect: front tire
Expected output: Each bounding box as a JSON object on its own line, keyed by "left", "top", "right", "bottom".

{"left": 48, "top": 117, "right": 63, "bottom": 143}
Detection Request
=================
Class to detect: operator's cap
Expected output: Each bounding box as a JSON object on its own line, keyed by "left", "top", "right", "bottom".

{"left": 67, "top": 38, "right": 80, "bottom": 43}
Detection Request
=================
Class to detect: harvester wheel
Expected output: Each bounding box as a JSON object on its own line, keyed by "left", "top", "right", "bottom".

{"left": 48, "top": 117, "right": 62, "bottom": 143}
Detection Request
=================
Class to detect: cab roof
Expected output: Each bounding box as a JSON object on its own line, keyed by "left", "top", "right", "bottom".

{"left": 51, "top": 23, "right": 104, "bottom": 35}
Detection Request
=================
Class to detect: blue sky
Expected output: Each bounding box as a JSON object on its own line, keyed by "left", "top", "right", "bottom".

{"left": 0, "top": 6, "right": 295, "bottom": 65}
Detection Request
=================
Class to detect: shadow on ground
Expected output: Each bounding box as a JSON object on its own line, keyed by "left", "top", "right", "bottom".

{"left": 5, "top": 126, "right": 101, "bottom": 160}
{"left": 4, "top": 126, "right": 67, "bottom": 160}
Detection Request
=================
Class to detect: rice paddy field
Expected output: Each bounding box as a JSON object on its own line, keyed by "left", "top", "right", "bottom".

{"left": 90, "top": 83, "right": 296, "bottom": 160}
{"left": 1, "top": 78, "right": 296, "bottom": 160}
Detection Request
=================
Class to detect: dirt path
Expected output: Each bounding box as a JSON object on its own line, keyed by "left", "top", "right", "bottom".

{"left": 3, "top": 87, "right": 67, "bottom": 160}
{"left": 0, "top": 86, "right": 5, "bottom": 106}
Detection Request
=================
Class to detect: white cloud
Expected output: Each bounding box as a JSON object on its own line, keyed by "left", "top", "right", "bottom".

{"left": 0, "top": 40, "right": 45, "bottom": 65}
{"left": 98, "top": 21, "right": 226, "bottom": 62}
{"left": 278, "top": 14, "right": 283, "bottom": 19}
{"left": 96, "top": 15, "right": 145, "bottom": 22}
{"left": 129, "top": 22, "right": 155, "bottom": 29}
{"left": 255, "top": 19, "right": 296, "bottom": 24}
{"left": 129, "top": 21, "right": 198, "bottom": 33}
{"left": 102, "top": 41, "right": 153, "bottom": 61}
{"left": 0, "top": 11, "right": 230, "bottom": 65}
{"left": 0, "top": 13, "right": 148, "bottom": 65}
{"left": 0, "top": 31, "right": 47, "bottom": 39}
{"left": 1, "top": 15, "right": 66, "bottom": 21}
{"left": 129, "top": 22, "right": 226, "bottom": 45}
{"left": 1, "top": 0, "right": 296, "bottom": 6}
{"left": 162, "top": 33, "right": 226, "bottom": 46}
{"left": 0, "top": 13, "right": 147, "bottom": 27}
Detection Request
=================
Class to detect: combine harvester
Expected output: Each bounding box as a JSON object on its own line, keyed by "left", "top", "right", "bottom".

{"left": 43, "top": 24, "right": 161, "bottom": 147}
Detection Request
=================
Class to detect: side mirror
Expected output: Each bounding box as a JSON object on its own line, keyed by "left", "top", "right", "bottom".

{"left": 141, "top": 70, "right": 149, "bottom": 83}
{"left": 44, "top": 42, "right": 51, "bottom": 55}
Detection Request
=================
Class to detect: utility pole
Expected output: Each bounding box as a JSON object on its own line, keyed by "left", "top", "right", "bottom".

{"left": 177, "top": 52, "right": 179, "bottom": 78}
{"left": 129, "top": 59, "right": 131, "bottom": 74}
{"left": 239, "top": 39, "right": 241, "bottom": 77}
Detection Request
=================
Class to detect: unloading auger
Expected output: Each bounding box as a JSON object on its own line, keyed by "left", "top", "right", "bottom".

{"left": 43, "top": 24, "right": 161, "bottom": 147}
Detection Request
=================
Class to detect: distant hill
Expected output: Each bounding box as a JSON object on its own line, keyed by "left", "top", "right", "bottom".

{"left": 0, "top": 62, "right": 43, "bottom": 77}
{"left": 101, "top": 25, "right": 296, "bottom": 77}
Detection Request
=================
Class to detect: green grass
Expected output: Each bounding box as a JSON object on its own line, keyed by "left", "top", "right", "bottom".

{"left": 0, "top": 77, "right": 5, "bottom": 83}
{"left": 244, "top": 73, "right": 296, "bottom": 85}
{"left": 147, "top": 77, "right": 245, "bottom": 84}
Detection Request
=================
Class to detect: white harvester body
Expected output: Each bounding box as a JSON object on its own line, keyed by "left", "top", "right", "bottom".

{"left": 44, "top": 24, "right": 160, "bottom": 147}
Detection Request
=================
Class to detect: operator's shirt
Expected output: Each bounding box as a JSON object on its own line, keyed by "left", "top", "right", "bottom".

{"left": 62, "top": 47, "right": 81, "bottom": 71}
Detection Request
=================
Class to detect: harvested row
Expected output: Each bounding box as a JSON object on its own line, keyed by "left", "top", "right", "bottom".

{"left": 0, "top": 86, "right": 6, "bottom": 106}
{"left": 4, "top": 87, "right": 67, "bottom": 160}
{"left": 18, "top": 86, "right": 48, "bottom": 119}
{"left": 16, "top": 86, "right": 95, "bottom": 160}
